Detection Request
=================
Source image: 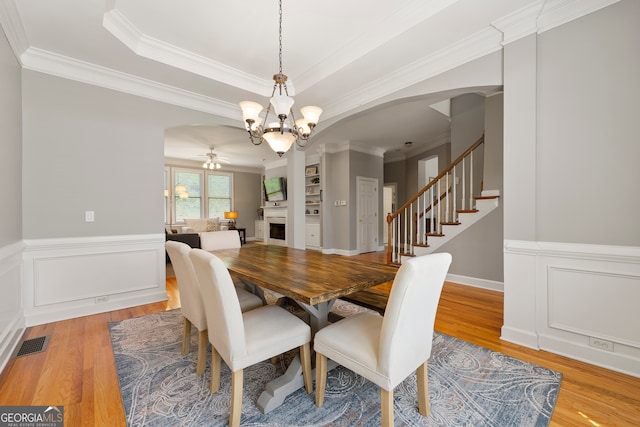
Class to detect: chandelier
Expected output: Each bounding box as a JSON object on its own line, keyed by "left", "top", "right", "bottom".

{"left": 202, "top": 147, "right": 222, "bottom": 170}
{"left": 239, "top": 0, "right": 322, "bottom": 157}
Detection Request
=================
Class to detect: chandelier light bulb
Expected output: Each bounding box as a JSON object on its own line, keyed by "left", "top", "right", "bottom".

{"left": 239, "top": 101, "right": 263, "bottom": 122}
{"left": 270, "top": 93, "right": 294, "bottom": 117}
{"left": 301, "top": 106, "right": 323, "bottom": 125}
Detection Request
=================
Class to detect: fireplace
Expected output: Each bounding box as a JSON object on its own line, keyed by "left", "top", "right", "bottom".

{"left": 269, "top": 222, "right": 286, "bottom": 241}
{"left": 264, "top": 210, "right": 287, "bottom": 246}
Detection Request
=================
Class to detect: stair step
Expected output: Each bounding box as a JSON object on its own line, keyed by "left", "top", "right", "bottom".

{"left": 475, "top": 195, "right": 500, "bottom": 200}
{"left": 426, "top": 233, "right": 444, "bottom": 237}
{"left": 414, "top": 243, "right": 429, "bottom": 248}
{"left": 457, "top": 209, "right": 478, "bottom": 214}
{"left": 441, "top": 221, "right": 460, "bottom": 226}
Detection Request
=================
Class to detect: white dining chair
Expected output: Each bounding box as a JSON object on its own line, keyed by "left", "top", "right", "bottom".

{"left": 165, "top": 241, "right": 263, "bottom": 375}
{"left": 189, "top": 249, "right": 313, "bottom": 427}
{"left": 199, "top": 229, "right": 242, "bottom": 251}
{"left": 314, "top": 252, "right": 452, "bottom": 427}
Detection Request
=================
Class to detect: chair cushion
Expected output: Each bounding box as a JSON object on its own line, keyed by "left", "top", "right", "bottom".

{"left": 314, "top": 312, "right": 394, "bottom": 390}
{"left": 229, "top": 305, "right": 311, "bottom": 371}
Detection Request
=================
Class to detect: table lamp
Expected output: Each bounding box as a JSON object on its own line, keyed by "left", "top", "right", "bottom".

{"left": 224, "top": 211, "right": 238, "bottom": 229}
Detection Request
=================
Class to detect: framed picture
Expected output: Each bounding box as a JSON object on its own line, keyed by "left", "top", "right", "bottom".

{"left": 305, "top": 166, "right": 317, "bottom": 176}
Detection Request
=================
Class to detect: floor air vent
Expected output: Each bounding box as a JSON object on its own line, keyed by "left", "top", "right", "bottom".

{"left": 15, "top": 335, "right": 50, "bottom": 358}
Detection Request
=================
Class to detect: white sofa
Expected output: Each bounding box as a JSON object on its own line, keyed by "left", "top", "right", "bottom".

{"left": 182, "top": 218, "right": 228, "bottom": 233}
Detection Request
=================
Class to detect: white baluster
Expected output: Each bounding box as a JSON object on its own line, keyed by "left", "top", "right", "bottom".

{"left": 453, "top": 165, "right": 457, "bottom": 223}
{"left": 462, "top": 157, "right": 466, "bottom": 211}
{"left": 470, "top": 151, "right": 474, "bottom": 209}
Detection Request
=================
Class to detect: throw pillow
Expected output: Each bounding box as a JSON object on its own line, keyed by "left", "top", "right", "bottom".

{"left": 206, "top": 218, "right": 221, "bottom": 232}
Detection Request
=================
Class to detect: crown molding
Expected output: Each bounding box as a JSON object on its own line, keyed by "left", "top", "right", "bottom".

{"left": 536, "top": 0, "right": 621, "bottom": 34}
{"left": 322, "top": 26, "right": 504, "bottom": 120}
{"left": 102, "top": 7, "right": 273, "bottom": 97}
{"left": 7, "top": 0, "right": 623, "bottom": 124}
{"left": 324, "top": 141, "right": 386, "bottom": 158}
{"left": 0, "top": 0, "right": 29, "bottom": 62}
{"left": 491, "top": 1, "right": 544, "bottom": 45}
{"left": 20, "top": 47, "right": 240, "bottom": 119}
{"left": 492, "top": 0, "right": 622, "bottom": 45}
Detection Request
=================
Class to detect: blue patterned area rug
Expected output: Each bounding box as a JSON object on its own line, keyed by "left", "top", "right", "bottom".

{"left": 109, "top": 308, "right": 561, "bottom": 426}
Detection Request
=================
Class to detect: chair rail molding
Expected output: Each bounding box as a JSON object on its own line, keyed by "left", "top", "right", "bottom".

{"left": 503, "top": 239, "right": 640, "bottom": 378}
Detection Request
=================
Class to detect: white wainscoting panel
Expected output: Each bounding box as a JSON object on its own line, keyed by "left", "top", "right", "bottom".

{"left": 547, "top": 267, "right": 640, "bottom": 348}
{"left": 0, "top": 241, "right": 26, "bottom": 373}
{"left": 23, "top": 234, "right": 167, "bottom": 326}
{"left": 504, "top": 240, "right": 640, "bottom": 378}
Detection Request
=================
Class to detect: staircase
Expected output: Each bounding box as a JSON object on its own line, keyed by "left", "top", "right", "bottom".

{"left": 386, "top": 135, "right": 499, "bottom": 264}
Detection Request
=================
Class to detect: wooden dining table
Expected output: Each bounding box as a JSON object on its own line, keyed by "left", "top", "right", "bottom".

{"left": 210, "top": 244, "right": 398, "bottom": 412}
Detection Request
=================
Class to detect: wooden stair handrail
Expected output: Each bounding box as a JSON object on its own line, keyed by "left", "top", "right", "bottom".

{"left": 387, "top": 134, "right": 484, "bottom": 223}
{"left": 386, "top": 134, "right": 484, "bottom": 263}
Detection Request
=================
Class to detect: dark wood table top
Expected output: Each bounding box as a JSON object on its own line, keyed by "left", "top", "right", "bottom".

{"left": 211, "top": 245, "right": 398, "bottom": 306}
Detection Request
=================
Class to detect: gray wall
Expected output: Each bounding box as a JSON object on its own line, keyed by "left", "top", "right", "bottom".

{"left": 0, "top": 30, "right": 22, "bottom": 246}
{"left": 404, "top": 143, "right": 451, "bottom": 198}
{"left": 536, "top": 0, "right": 640, "bottom": 246}
{"left": 325, "top": 150, "right": 350, "bottom": 250}
{"left": 232, "top": 171, "right": 262, "bottom": 232}
{"left": 440, "top": 95, "right": 504, "bottom": 282}
{"left": 21, "top": 71, "right": 236, "bottom": 239}
{"left": 349, "top": 150, "right": 385, "bottom": 250}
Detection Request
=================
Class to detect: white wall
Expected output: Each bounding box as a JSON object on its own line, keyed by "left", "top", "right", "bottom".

{"left": 0, "top": 27, "right": 25, "bottom": 371}
{"left": 502, "top": 0, "right": 640, "bottom": 377}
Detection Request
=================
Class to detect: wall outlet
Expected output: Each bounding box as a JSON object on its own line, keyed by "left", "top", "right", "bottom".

{"left": 589, "top": 337, "right": 614, "bottom": 352}
{"left": 85, "top": 211, "right": 95, "bottom": 222}
{"left": 95, "top": 296, "right": 108, "bottom": 304}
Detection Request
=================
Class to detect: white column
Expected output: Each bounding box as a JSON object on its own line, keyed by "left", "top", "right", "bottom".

{"left": 501, "top": 34, "right": 539, "bottom": 349}
{"left": 286, "top": 147, "right": 306, "bottom": 249}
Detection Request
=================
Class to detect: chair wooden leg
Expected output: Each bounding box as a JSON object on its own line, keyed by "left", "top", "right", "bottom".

{"left": 300, "top": 342, "right": 313, "bottom": 394}
{"left": 196, "top": 330, "right": 208, "bottom": 376}
{"left": 182, "top": 317, "right": 192, "bottom": 355}
{"left": 229, "top": 369, "right": 243, "bottom": 427}
{"left": 210, "top": 349, "right": 221, "bottom": 393}
{"left": 380, "top": 388, "right": 394, "bottom": 427}
{"left": 315, "top": 352, "right": 327, "bottom": 407}
{"left": 417, "top": 361, "right": 431, "bottom": 417}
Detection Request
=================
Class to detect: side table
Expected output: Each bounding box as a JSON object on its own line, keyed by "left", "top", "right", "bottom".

{"left": 231, "top": 227, "right": 246, "bottom": 245}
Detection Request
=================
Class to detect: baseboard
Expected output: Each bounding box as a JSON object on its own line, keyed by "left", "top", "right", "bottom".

{"left": 24, "top": 290, "right": 168, "bottom": 326}
{"left": 500, "top": 325, "right": 539, "bottom": 350}
{"left": 0, "top": 318, "right": 25, "bottom": 375}
{"left": 539, "top": 333, "right": 640, "bottom": 378}
{"left": 446, "top": 273, "right": 503, "bottom": 292}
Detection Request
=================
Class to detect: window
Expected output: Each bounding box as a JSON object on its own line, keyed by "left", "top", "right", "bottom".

{"left": 174, "top": 170, "right": 203, "bottom": 221}
{"left": 207, "top": 173, "right": 232, "bottom": 218}
{"left": 165, "top": 167, "right": 234, "bottom": 225}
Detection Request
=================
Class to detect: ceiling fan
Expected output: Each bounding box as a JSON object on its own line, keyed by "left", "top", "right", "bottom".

{"left": 200, "top": 146, "right": 229, "bottom": 170}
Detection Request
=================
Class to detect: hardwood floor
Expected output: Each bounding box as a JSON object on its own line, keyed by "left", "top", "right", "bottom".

{"left": 1, "top": 250, "right": 639, "bottom": 426}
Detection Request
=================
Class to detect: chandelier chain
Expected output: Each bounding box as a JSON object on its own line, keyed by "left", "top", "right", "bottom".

{"left": 278, "top": 0, "right": 283, "bottom": 76}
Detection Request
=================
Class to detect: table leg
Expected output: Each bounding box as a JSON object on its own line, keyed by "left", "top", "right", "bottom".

{"left": 256, "top": 300, "right": 335, "bottom": 413}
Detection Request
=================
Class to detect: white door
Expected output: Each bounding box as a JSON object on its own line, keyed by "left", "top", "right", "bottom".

{"left": 357, "top": 176, "right": 379, "bottom": 254}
